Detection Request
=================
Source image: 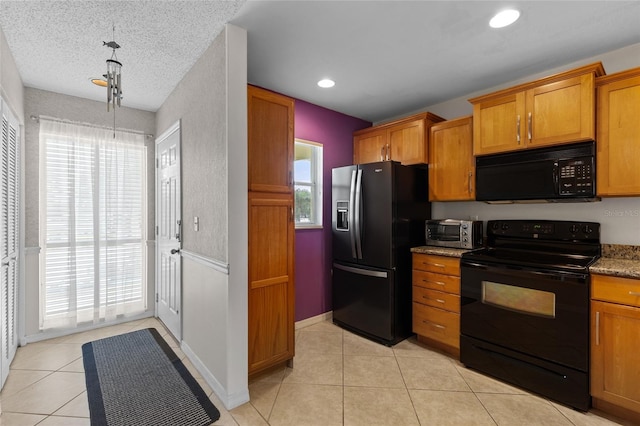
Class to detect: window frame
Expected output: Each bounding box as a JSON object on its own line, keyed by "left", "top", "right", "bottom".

{"left": 294, "top": 139, "right": 323, "bottom": 229}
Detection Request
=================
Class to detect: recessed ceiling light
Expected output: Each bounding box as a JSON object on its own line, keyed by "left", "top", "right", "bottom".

{"left": 489, "top": 9, "right": 520, "bottom": 28}
{"left": 91, "top": 78, "right": 108, "bottom": 87}
{"left": 317, "top": 79, "right": 335, "bottom": 88}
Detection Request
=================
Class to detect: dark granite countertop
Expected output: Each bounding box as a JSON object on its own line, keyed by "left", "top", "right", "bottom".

{"left": 410, "top": 246, "right": 473, "bottom": 258}
{"left": 589, "top": 244, "right": 640, "bottom": 280}
{"left": 411, "top": 244, "right": 640, "bottom": 279}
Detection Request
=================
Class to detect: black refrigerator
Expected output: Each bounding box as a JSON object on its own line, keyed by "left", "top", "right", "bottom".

{"left": 331, "top": 161, "right": 430, "bottom": 345}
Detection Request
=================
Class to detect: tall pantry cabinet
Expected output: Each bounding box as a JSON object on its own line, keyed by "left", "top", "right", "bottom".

{"left": 247, "top": 85, "right": 295, "bottom": 375}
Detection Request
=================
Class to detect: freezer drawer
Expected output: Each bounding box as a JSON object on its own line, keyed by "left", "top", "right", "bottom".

{"left": 332, "top": 262, "right": 398, "bottom": 344}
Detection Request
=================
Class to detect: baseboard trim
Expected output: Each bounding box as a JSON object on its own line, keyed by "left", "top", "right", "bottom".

{"left": 23, "top": 311, "right": 154, "bottom": 344}
{"left": 295, "top": 311, "right": 333, "bottom": 330}
{"left": 181, "top": 341, "right": 249, "bottom": 410}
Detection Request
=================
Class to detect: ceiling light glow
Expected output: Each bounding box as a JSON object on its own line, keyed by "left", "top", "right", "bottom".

{"left": 318, "top": 79, "right": 335, "bottom": 88}
{"left": 490, "top": 9, "right": 520, "bottom": 28}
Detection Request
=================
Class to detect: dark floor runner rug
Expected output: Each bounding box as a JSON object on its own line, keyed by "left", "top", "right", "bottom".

{"left": 82, "top": 328, "right": 220, "bottom": 426}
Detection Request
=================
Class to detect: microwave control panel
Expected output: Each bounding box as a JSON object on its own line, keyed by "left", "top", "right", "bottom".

{"left": 558, "top": 157, "right": 595, "bottom": 195}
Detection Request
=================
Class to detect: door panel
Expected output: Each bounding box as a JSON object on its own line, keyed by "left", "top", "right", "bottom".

{"left": 331, "top": 165, "right": 357, "bottom": 263}
{"left": 248, "top": 194, "right": 294, "bottom": 373}
{"left": 248, "top": 86, "right": 294, "bottom": 193}
{"left": 460, "top": 263, "right": 589, "bottom": 370}
{"left": 1, "top": 100, "right": 19, "bottom": 389}
{"left": 358, "top": 162, "right": 393, "bottom": 269}
{"left": 332, "top": 262, "right": 394, "bottom": 342}
{"left": 156, "top": 122, "right": 182, "bottom": 341}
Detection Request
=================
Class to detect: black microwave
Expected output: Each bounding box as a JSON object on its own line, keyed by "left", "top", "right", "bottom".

{"left": 475, "top": 141, "right": 598, "bottom": 203}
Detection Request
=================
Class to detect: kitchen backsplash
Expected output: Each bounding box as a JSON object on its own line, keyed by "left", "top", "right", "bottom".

{"left": 602, "top": 244, "right": 640, "bottom": 260}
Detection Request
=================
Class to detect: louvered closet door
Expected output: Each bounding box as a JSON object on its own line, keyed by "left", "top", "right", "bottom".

{"left": 1, "top": 99, "right": 20, "bottom": 389}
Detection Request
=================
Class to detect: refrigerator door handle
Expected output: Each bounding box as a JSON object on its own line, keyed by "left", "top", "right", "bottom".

{"left": 354, "top": 169, "right": 363, "bottom": 259}
{"left": 334, "top": 263, "right": 388, "bottom": 278}
{"left": 349, "top": 170, "right": 357, "bottom": 258}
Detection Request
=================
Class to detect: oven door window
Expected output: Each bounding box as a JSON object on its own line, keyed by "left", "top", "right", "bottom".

{"left": 482, "top": 281, "right": 555, "bottom": 318}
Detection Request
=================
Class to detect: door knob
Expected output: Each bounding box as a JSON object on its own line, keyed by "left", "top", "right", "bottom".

{"left": 170, "top": 249, "right": 180, "bottom": 255}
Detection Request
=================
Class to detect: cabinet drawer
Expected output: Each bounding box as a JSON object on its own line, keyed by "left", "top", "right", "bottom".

{"left": 592, "top": 274, "right": 640, "bottom": 308}
{"left": 412, "top": 270, "right": 460, "bottom": 294}
{"left": 413, "top": 303, "right": 460, "bottom": 349}
{"left": 413, "top": 286, "right": 460, "bottom": 313}
{"left": 413, "top": 253, "right": 460, "bottom": 275}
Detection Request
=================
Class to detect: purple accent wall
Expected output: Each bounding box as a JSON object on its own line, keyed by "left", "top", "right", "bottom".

{"left": 294, "top": 99, "right": 371, "bottom": 322}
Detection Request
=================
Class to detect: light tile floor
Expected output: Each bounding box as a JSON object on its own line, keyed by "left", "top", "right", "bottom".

{"left": 0, "top": 317, "right": 634, "bottom": 426}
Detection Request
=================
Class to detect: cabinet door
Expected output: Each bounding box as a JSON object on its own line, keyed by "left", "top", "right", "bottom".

{"left": 473, "top": 92, "right": 526, "bottom": 155}
{"left": 353, "top": 129, "right": 387, "bottom": 164}
{"left": 597, "top": 74, "right": 640, "bottom": 196}
{"left": 248, "top": 193, "right": 295, "bottom": 374}
{"left": 591, "top": 301, "right": 640, "bottom": 414}
{"left": 429, "top": 116, "right": 474, "bottom": 201}
{"left": 526, "top": 73, "right": 595, "bottom": 149}
{"left": 388, "top": 118, "right": 425, "bottom": 165}
{"left": 248, "top": 86, "right": 294, "bottom": 193}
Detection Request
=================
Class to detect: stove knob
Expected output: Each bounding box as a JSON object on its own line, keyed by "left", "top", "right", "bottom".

{"left": 570, "top": 224, "right": 580, "bottom": 234}
{"left": 583, "top": 225, "right": 593, "bottom": 234}
{"left": 501, "top": 223, "right": 509, "bottom": 230}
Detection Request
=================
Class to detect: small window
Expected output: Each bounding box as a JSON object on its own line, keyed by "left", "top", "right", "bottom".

{"left": 294, "top": 139, "right": 323, "bottom": 228}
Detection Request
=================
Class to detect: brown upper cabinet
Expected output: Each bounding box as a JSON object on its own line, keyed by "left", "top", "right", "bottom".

{"left": 428, "top": 116, "right": 474, "bottom": 201}
{"left": 596, "top": 67, "right": 640, "bottom": 197}
{"left": 353, "top": 112, "right": 444, "bottom": 165}
{"left": 248, "top": 85, "right": 295, "bottom": 193}
{"left": 470, "top": 62, "right": 605, "bottom": 156}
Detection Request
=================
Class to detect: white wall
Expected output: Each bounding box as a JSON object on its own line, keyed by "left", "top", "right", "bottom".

{"left": 155, "top": 24, "right": 248, "bottom": 409}
{"left": 418, "top": 42, "right": 640, "bottom": 246}
{"left": 0, "top": 25, "right": 24, "bottom": 124}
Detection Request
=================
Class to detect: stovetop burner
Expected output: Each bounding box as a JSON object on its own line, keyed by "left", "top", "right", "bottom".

{"left": 463, "top": 247, "right": 599, "bottom": 273}
{"left": 462, "top": 219, "right": 601, "bottom": 273}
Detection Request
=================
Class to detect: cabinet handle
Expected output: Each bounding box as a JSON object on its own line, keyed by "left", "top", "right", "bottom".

{"left": 422, "top": 262, "right": 445, "bottom": 268}
{"left": 468, "top": 171, "right": 473, "bottom": 194}
{"left": 629, "top": 291, "right": 640, "bottom": 296}
{"left": 595, "top": 311, "right": 600, "bottom": 346}
{"left": 291, "top": 206, "right": 294, "bottom": 222}
{"left": 386, "top": 143, "right": 390, "bottom": 161}
{"left": 422, "top": 279, "right": 445, "bottom": 286}
{"left": 516, "top": 115, "right": 521, "bottom": 144}
{"left": 423, "top": 320, "right": 446, "bottom": 329}
{"left": 421, "top": 296, "right": 446, "bottom": 304}
{"left": 527, "top": 112, "right": 532, "bottom": 142}
{"left": 380, "top": 145, "right": 385, "bottom": 161}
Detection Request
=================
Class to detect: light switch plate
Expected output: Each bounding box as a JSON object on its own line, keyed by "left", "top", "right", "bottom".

{"left": 194, "top": 216, "right": 199, "bottom": 231}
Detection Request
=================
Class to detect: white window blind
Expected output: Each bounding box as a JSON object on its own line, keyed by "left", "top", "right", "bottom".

{"left": 39, "top": 118, "right": 147, "bottom": 330}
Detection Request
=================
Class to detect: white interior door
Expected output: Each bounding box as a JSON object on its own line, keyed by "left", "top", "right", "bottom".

{"left": 1, "top": 98, "right": 20, "bottom": 389}
{"left": 155, "top": 122, "right": 182, "bottom": 341}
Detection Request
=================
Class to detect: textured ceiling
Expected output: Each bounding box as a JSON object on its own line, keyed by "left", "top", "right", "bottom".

{"left": 2, "top": 1, "right": 640, "bottom": 120}
{"left": 0, "top": 0, "right": 245, "bottom": 112}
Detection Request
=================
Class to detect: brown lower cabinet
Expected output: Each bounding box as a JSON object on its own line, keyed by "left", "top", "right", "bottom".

{"left": 412, "top": 253, "right": 460, "bottom": 357}
{"left": 591, "top": 274, "right": 640, "bottom": 423}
